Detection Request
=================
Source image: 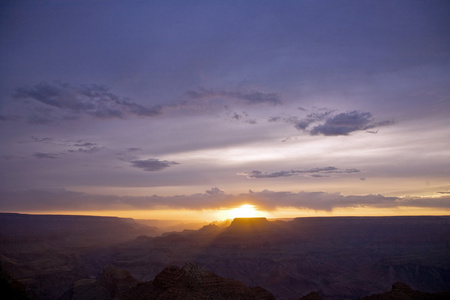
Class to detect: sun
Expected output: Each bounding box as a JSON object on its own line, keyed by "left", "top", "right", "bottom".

{"left": 215, "top": 204, "right": 268, "bottom": 220}
{"left": 231, "top": 204, "right": 258, "bottom": 218}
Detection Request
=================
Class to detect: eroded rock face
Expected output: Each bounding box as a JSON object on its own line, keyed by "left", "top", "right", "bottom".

{"left": 122, "top": 263, "right": 275, "bottom": 300}
{"left": 62, "top": 263, "right": 275, "bottom": 300}
{"left": 59, "top": 265, "right": 139, "bottom": 300}
{"left": 97, "top": 265, "right": 140, "bottom": 297}
{"left": 360, "top": 282, "right": 450, "bottom": 300}
{"left": 0, "top": 262, "right": 30, "bottom": 300}
{"left": 298, "top": 291, "right": 323, "bottom": 300}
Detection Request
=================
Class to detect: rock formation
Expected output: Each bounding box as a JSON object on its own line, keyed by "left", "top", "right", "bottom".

{"left": 298, "top": 291, "right": 323, "bottom": 300}
{"left": 62, "top": 262, "right": 275, "bottom": 300}
{"left": 360, "top": 282, "right": 450, "bottom": 300}
{"left": 0, "top": 262, "right": 30, "bottom": 300}
{"left": 121, "top": 262, "right": 275, "bottom": 300}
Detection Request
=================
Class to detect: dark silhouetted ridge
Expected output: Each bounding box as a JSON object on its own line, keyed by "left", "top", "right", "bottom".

{"left": 209, "top": 217, "right": 283, "bottom": 247}
{"left": 360, "top": 282, "right": 450, "bottom": 300}
{"left": 226, "top": 217, "right": 273, "bottom": 233}
{"left": 298, "top": 291, "right": 323, "bottom": 300}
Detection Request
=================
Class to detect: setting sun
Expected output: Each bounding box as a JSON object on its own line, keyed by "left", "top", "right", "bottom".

{"left": 216, "top": 204, "right": 268, "bottom": 220}
{"left": 232, "top": 204, "right": 258, "bottom": 218}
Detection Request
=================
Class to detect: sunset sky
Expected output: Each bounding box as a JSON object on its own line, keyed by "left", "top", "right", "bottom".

{"left": 1, "top": 0, "right": 449, "bottom": 220}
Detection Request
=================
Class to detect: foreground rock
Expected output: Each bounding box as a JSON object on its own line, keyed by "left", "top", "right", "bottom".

{"left": 0, "top": 262, "right": 30, "bottom": 300}
{"left": 360, "top": 282, "right": 450, "bottom": 300}
{"left": 63, "top": 263, "right": 275, "bottom": 300}
{"left": 122, "top": 263, "right": 275, "bottom": 300}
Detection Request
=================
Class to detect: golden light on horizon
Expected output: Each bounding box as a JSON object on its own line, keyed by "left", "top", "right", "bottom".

{"left": 10, "top": 205, "right": 450, "bottom": 223}
{"left": 216, "top": 204, "right": 268, "bottom": 220}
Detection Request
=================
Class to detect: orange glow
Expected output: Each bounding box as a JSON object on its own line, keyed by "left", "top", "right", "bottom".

{"left": 9, "top": 206, "right": 450, "bottom": 223}
{"left": 214, "top": 204, "right": 270, "bottom": 220}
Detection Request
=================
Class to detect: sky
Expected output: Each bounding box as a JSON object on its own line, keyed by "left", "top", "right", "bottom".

{"left": 1, "top": 0, "right": 450, "bottom": 221}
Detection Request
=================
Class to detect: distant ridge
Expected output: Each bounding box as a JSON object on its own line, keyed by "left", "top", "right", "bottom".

{"left": 230, "top": 217, "right": 269, "bottom": 226}
{"left": 225, "top": 217, "right": 275, "bottom": 234}
{"left": 0, "top": 212, "right": 158, "bottom": 248}
{"left": 360, "top": 282, "right": 450, "bottom": 300}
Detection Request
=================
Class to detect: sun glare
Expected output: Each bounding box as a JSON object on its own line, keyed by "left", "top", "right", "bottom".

{"left": 216, "top": 204, "right": 267, "bottom": 220}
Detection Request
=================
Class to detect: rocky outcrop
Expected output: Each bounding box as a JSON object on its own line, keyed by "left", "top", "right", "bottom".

{"left": 61, "top": 263, "right": 275, "bottom": 300}
{"left": 120, "top": 262, "right": 275, "bottom": 300}
{"left": 59, "top": 265, "right": 139, "bottom": 300}
{"left": 299, "top": 291, "right": 323, "bottom": 300}
{"left": 97, "top": 265, "right": 140, "bottom": 297}
{"left": 0, "top": 262, "right": 30, "bottom": 300}
{"left": 360, "top": 282, "right": 450, "bottom": 300}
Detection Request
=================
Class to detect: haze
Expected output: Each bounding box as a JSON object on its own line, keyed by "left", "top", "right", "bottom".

{"left": 1, "top": 1, "right": 449, "bottom": 220}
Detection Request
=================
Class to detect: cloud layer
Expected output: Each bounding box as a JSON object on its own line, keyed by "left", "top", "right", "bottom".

{"left": 1, "top": 188, "right": 449, "bottom": 213}
{"left": 239, "top": 167, "right": 360, "bottom": 179}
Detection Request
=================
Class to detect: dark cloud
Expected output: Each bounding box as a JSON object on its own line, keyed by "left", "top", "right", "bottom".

{"left": 310, "top": 111, "right": 393, "bottom": 136}
{"left": 1, "top": 188, "right": 449, "bottom": 213}
{"left": 67, "top": 146, "right": 103, "bottom": 154}
{"left": 205, "top": 187, "right": 225, "bottom": 196}
{"left": 270, "top": 109, "right": 393, "bottom": 136}
{"left": 130, "top": 158, "right": 179, "bottom": 172}
{"left": 187, "top": 87, "right": 282, "bottom": 105}
{"left": 31, "top": 136, "right": 53, "bottom": 143}
{"left": 239, "top": 166, "right": 360, "bottom": 179}
{"left": 33, "top": 152, "right": 61, "bottom": 159}
{"left": 73, "top": 142, "right": 96, "bottom": 147}
{"left": 67, "top": 140, "right": 104, "bottom": 154}
{"left": 13, "top": 81, "right": 161, "bottom": 122}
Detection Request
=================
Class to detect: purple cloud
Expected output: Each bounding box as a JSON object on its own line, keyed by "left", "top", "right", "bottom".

{"left": 130, "top": 158, "right": 179, "bottom": 172}
{"left": 13, "top": 81, "right": 161, "bottom": 122}
{"left": 33, "top": 152, "right": 61, "bottom": 159}
{"left": 270, "top": 109, "right": 393, "bottom": 136}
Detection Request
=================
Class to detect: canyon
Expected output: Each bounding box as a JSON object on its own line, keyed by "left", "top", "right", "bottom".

{"left": 1, "top": 213, "right": 449, "bottom": 299}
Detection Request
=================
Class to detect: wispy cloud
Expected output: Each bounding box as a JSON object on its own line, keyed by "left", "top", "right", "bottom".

{"left": 13, "top": 81, "right": 161, "bottom": 123}
{"left": 130, "top": 158, "right": 179, "bottom": 172}
{"left": 25, "top": 137, "right": 106, "bottom": 159}
{"left": 31, "top": 136, "right": 53, "bottom": 143}
{"left": 67, "top": 141, "right": 104, "bottom": 154}
{"left": 186, "top": 87, "right": 282, "bottom": 105}
{"left": 239, "top": 166, "right": 360, "bottom": 179}
{"left": 33, "top": 152, "right": 62, "bottom": 159}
